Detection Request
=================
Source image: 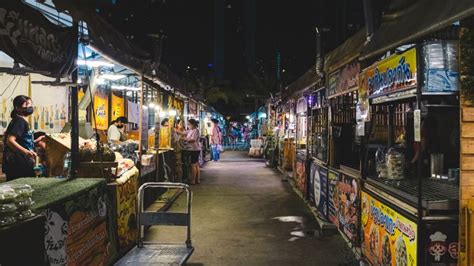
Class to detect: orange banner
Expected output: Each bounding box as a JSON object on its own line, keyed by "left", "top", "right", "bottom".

{"left": 111, "top": 94, "right": 125, "bottom": 121}
{"left": 93, "top": 93, "right": 108, "bottom": 130}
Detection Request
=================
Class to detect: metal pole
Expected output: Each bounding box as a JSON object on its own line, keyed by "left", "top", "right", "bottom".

{"left": 415, "top": 43, "right": 424, "bottom": 266}
{"left": 70, "top": 68, "right": 79, "bottom": 178}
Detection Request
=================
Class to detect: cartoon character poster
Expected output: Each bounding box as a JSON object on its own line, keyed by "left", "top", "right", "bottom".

{"left": 425, "top": 222, "right": 458, "bottom": 265}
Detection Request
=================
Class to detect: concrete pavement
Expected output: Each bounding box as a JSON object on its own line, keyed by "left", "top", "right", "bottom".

{"left": 146, "top": 151, "right": 357, "bottom": 266}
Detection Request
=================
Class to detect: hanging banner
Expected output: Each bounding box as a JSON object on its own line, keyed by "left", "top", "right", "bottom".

{"left": 93, "top": 92, "right": 109, "bottom": 130}
{"left": 361, "top": 191, "right": 417, "bottom": 266}
{"left": 127, "top": 100, "right": 139, "bottom": 124}
{"left": 0, "top": 2, "right": 77, "bottom": 77}
{"left": 362, "top": 48, "right": 417, "bottom": 100}
{"left": 30, "top": 74, "right": 68, "bottom": 133}
{"left": 111, "top": 94, "right": 125, "bottom": 122}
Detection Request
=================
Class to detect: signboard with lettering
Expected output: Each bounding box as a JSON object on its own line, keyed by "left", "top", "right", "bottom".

{"left": 362, "top": 48, "right": 417, "bottom": 101}
{"left": 93, "top": 92, "right": 109, "bottom": 130}
{"left": 361, "top": 191, "right": 417, "bottom": 266}
{"left": 328, "top": 62, "right": 360, "bottom": 98}
{"left": 0, "top": 2, "right": 77, "bottom": 77}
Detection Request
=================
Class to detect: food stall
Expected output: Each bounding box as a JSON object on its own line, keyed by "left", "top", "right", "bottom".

{"left": 281, "top": 101, "right": 296, "bottom": 172}
{"left": 360, "top": 42, "right": 460, "bottom": 265}
{"left": 326, "top": 59, "right": 362, "bottom": 245}
{"left": 307, "top": 86, "right": 330, "bottom": 219}
{"left": 294, "top": 96, "right": 308, "bottom": 196}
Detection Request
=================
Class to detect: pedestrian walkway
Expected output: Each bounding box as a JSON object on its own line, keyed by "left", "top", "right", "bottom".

{"left": 146, "top": 151, "right": 357, "bottom": 266}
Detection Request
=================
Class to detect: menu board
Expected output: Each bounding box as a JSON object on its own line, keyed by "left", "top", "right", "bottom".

{"left": 328, "top": 62, "right": 360, "bottom": 98}
{"left": 328, "top": 169, "right": 339, "bottom": 225}
{"left": 361, "top": 191, "right": 417, "bottom": 266}
{"left": 311, "top": 163, "right": 328, "bottom": 219}
{"left": 294, "top": 159, "right": 306, "bottom": 196}
{"left": 362, "top": 48, "right": 417, "bottom": 100}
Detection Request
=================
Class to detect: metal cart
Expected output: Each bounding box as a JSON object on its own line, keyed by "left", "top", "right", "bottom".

{"left": 115, "top": 182, "right": 194, "bottom": 265}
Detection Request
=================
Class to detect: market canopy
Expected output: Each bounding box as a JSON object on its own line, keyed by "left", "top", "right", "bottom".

{"left": 0, "top": 1, "right": 77, "bottom": 78}
{"left": 360, "top": 0, "right": 474, "bottom": 60}
{"left": 49, "top": 0, "right": 185, "bottom": 91}
{"left": 324, "top": 28, "right": 366, "bottom": 74}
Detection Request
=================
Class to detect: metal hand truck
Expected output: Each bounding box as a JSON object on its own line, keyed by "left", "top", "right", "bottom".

{"left": 115, "top": 182, "right": 194, "bottom": 265}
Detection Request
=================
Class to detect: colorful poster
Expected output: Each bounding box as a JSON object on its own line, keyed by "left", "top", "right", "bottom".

{"left": 362, "top": 48, "right": 417, "bottom": 99}
{"left": 30, "top": 74, "right": 69, "bottom": 133}
{"left": 328, "top": 169, "right": 339, "bottom": 225}
{"left": 294, "top": 159, "right": 306, "bottom": 196}
{"left": 425, "top": 222, "right": 458, "bottom": 265}
{"left": 93, "top": 92, "right": 109, "bottom": 130}
{"left": 328, "top": 62, "right": 360, "bottom": 98}
{"left": 361, "top": 191, "right": 417, "bottom": 266}
{"left": 116, "top": 175, "right": 138, "bottom": 249}
{"left": 111, "top": 94, "right": 125, "bottom": 122}
{"left": 336, "top": 172, "right": 359, "bottom": 243}
{"left": 312, "top": 163, "right": 328, "bottom": 219}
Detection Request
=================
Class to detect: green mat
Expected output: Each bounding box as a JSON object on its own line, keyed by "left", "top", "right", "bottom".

{"left": 5, "top": 178, "right": 105, "bottom": 211}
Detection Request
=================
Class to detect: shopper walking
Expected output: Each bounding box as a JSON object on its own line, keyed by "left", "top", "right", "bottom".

{"left": 183, "top": 119, "right": 201, "bottom": 184}
{"left": 2, "top": 95, "right": 44, "bottom": 181}
{"left": 210, "top": 119, "right": 222, "bottom": 161}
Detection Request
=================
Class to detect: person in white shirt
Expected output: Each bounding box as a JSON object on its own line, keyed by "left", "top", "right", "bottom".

{"left": 183, "top": 119, "right": 201, "bottom": 184}
{"left": 107, "top": 116, "right": 128, "bottom": 143}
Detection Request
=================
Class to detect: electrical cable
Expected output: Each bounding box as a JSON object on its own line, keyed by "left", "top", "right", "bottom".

{"left": 5, "top": 76, "right": 23, "bottom": 100}
{"left": 0, "top": 76, "right": 18, "bottom": 96}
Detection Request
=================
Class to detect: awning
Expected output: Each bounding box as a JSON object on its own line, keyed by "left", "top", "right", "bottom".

{"left": 324, "top": 29, "right": 366, "bottom": 74}
{"left": 50, "top": 1, "right": 185, "bottom": 91}
{"left": 282, "top": 65, "right": 322, "bottom": 100}
{"left": 360, "top": 0, "right": 474, "bottom": 60}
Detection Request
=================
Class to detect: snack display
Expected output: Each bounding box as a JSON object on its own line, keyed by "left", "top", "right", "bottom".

{"left": 386, "top": 148, "right": 405, "bottom": 180}
{"left": 0, "top": 203, "right": 17, "bottom": 226}
{"left": 0, "top": 184, "right": 35, "bottom": 225}
{"left": 376, "top": 148, "right": 388, "bottom": 179}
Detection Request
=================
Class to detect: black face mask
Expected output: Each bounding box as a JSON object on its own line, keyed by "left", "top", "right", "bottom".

{"left": 21, "top": 106, "right": 34, "bottom": 116}
{"left": 117, "top": 124, "right": 124, "bottom": 129}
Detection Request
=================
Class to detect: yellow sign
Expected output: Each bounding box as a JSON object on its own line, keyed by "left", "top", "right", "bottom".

{"left": 361, "top": 191, "right": 417, "bottom": 266}
{"left": 361, "top": 48, "right": 417, "bottom": 98}
{"left": 93, "top": 93, "right": 108, "bottom": 130}
{"left": 111, "top": 94, "right": 125, "bottom": 121}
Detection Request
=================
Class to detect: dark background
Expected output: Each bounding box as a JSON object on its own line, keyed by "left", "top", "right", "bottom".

{"left": 95, "top": 0, "right": 365, "bottom": 117}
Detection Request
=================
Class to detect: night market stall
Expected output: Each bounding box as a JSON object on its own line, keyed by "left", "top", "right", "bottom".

{"left": 324, "top": 29, "right": 366, "bottom": 248}
{"left": 357, "top": 1, "right": 474, "bottom": 261}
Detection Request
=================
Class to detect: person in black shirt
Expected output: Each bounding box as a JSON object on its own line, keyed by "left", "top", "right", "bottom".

{"left": 2, "top": 95, "right": 44, "bottom": 181}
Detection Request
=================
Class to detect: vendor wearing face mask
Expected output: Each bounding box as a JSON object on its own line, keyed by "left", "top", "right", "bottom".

{"left": 2, "top": 95, "right": 44, "bottom": 181}
{"left": 107, "top": 116, "right": 128, "bottom": 143}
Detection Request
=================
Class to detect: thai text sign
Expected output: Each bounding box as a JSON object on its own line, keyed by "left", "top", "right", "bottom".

{"left": 361, "top": 191, "right": 417, "bottom": 266}
{"left": 362, "top": 48, "right": 417, "bottom": 98}
{"left": 111, "top": 94, "right": 125, "bottom": 122}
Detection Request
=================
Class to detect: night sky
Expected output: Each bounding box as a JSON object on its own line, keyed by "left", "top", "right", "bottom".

{"left": 96, "top": 0, "right": 365, "bottom": 115}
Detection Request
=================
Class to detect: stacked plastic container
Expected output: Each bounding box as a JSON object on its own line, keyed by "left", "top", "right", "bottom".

{"left": 0, "top": 184, "right": 35, "bottom": 227}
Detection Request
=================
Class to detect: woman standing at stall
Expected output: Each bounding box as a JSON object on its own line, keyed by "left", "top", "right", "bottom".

{"left": 183, "top": 119, "right": 201, "bottom": 184}
{"left": 2, "top": 95, "right": 44, "bottom": 181}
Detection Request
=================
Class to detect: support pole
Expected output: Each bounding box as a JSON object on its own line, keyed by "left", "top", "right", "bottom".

{"left": 70, "top": 69, "right": 79, "bottom": 178}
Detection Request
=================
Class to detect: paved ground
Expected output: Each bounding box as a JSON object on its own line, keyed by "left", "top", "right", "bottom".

{"left": 146, "top": 151, "right": 357, "bottom": 266}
